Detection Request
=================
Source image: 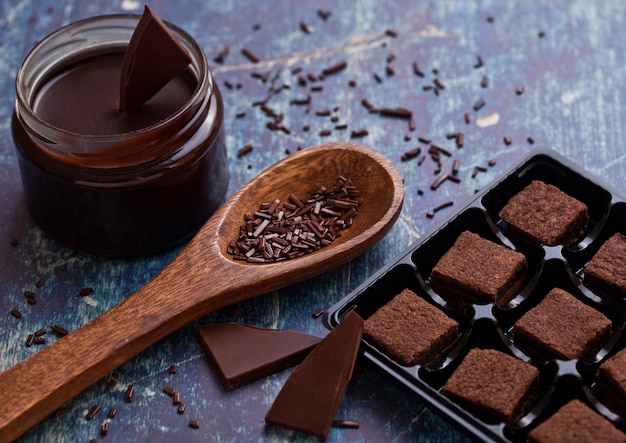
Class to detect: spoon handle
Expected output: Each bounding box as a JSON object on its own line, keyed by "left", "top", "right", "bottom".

{"left": 0, "top": 234, "right": 238, "bottom": 442}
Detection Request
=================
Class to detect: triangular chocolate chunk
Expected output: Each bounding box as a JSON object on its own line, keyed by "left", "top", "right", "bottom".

{"left": 119, "top": 5, "right": 192, "bottom": 112}
{"left": 195, "top": 323, "right": 321, "bottom": 390}
{"left": 265, "top": 311, "right": 364, "bottom": 439}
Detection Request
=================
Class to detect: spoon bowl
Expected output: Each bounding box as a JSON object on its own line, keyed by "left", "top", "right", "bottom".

{"left": 0, "top": 141, "right": 404, "bottom": 441}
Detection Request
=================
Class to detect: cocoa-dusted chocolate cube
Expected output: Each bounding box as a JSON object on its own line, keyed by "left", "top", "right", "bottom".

{"left": 528, "top": 399, "right": 626, "bottom": 443}
{"left": 363, "top": 288, "right": 460, "bottom": 367}
{"left": 429, "top": 231, "right": 528, "bottom": 306}
{"left": 499, "top": 180, "right": 588, "bottom": 246}
{"left": 584, "top": 232, "right": 626, "bottom": 298}
{"left": 596, "top": 348, "right": 626, "bottom": 417}
{"left": 442, "top": 348, "right": 539, "bottom": 423}
{"left": 513, "top": 288, "right": 611, "bottom": 360}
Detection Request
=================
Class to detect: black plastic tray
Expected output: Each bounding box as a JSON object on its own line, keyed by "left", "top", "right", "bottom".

{"left": 323, "top": 148, "right": 626, "bottom": 442}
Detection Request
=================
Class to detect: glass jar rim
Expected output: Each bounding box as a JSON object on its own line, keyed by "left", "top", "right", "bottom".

{"left": 14, "top": 13, "right": 211, "bottom": 155}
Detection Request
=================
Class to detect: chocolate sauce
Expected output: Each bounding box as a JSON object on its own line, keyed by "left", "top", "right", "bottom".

{"left": 33, "top": 54, "right": 194, "bottom": 136}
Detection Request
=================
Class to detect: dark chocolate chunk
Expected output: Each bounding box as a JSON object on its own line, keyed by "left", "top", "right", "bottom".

{"left": 584, "top": 233, "right": 626, "bottom": 298}
{"left": 119, "top": 5, "right": 192, "bottom": 113}
{"left": 265, "top": 311, "right": 363, "bottom": 439}
{"left": 430, "top": 231, "right": 528, "bottom": 306}
{"left": 364, "top": 289, "right": 459, "bottom": 366}
{"left": 443, "top": 348, "right": 539, "bottom": 423}
{"left": 596, "top": 348, "right": 626, "bottom": 416}
{"left": 513, "top": 288, "right": 611, "bottom": 360}
{"left": 499, "top": 180, "right": 588, "bottom": 246}
{"left": 528, "top": 400, "right": 626, "bottom": 442}
{"left": 195, "top": 323, "right": 321, "bottom": 390}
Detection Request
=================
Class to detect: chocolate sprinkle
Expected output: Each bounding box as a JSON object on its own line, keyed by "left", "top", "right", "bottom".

{"left": 401, "top": 147, "right": 421, "bottom": 162}
{"left": 361, "top": 98, "right": 376, "bottom": 112}
{"left": 430, "top": 172, "right": 460, "bottom": 190}
{"left": 312, "top": 308, "right": 325, "bottom": 318}
{"left": 213, "top": 45, "right": 229, "bottom": 63}
{"left": 350, "top": 129, "right": 369, "bottom": 138}
{"left": 418, "top": 136, "right": 431, "bottom": 144}
{"left": 379, "top": 107, "right": 412, "bottom": 119}
{"left": 332, "top": 419, "right": 360, "bottom": 429}
{"left": 455, "top": 133, "right": 464, "bottom": 148}
{"left": 163, "top": 386, "right": 176, "bottom": 397}
{"left": 452, "top": 159, "right": 460, "bottom": 175}
{"left": 51, "top": 324, "right": 69, "bottom": 336}
{"left": 322, "top": 61, "right": 347, "bottom": 76}
{"left": 10, "top": 309, "right": 22, "bottom": 319}
{"left": 237, "top": 144, "right": 253, "bottom": 158}
{"left": 125, "top": 384, "right": 135, "bottom": 403}
{"left": 471, "top": 165, "right": 488, "bottom": 178}
{"left": 79, "top": 287, "right": 94, "bottom": 297}
{"left": 85, "top": 405, "right": 100, "bottom": 420}
{"left": 412, "top": 62, "right": 425, "bottom": 77}
{"left": 317, "top": 10, "right": 331, "bottom": 20}
{"left": 241, "top": 47, "right": 260, "bottom": 63}
{"left": 300, "top": 22, "right": 311, "bottom": 34}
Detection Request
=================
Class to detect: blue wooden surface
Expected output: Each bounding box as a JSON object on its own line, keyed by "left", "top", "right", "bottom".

{"left": 1, "top": 0, "right": 625, "bottom": 442}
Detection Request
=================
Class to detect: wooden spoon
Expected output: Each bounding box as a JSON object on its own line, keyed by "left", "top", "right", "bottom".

{"left": 0, "top": 141, "right": 403, "bottom": 441}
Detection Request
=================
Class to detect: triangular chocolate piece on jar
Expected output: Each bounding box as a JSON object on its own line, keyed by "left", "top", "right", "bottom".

{"left": 119, "top": 5, "right": 192, "bottom": 112}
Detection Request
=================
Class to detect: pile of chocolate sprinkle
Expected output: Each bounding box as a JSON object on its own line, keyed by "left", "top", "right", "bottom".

{"left": 227, "top": 176, "right": 360, "bottom": 263}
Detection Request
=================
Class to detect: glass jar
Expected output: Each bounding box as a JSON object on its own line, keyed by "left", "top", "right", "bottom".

{"left": 12, "top": 14, "right": 229, "bottom": 256}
